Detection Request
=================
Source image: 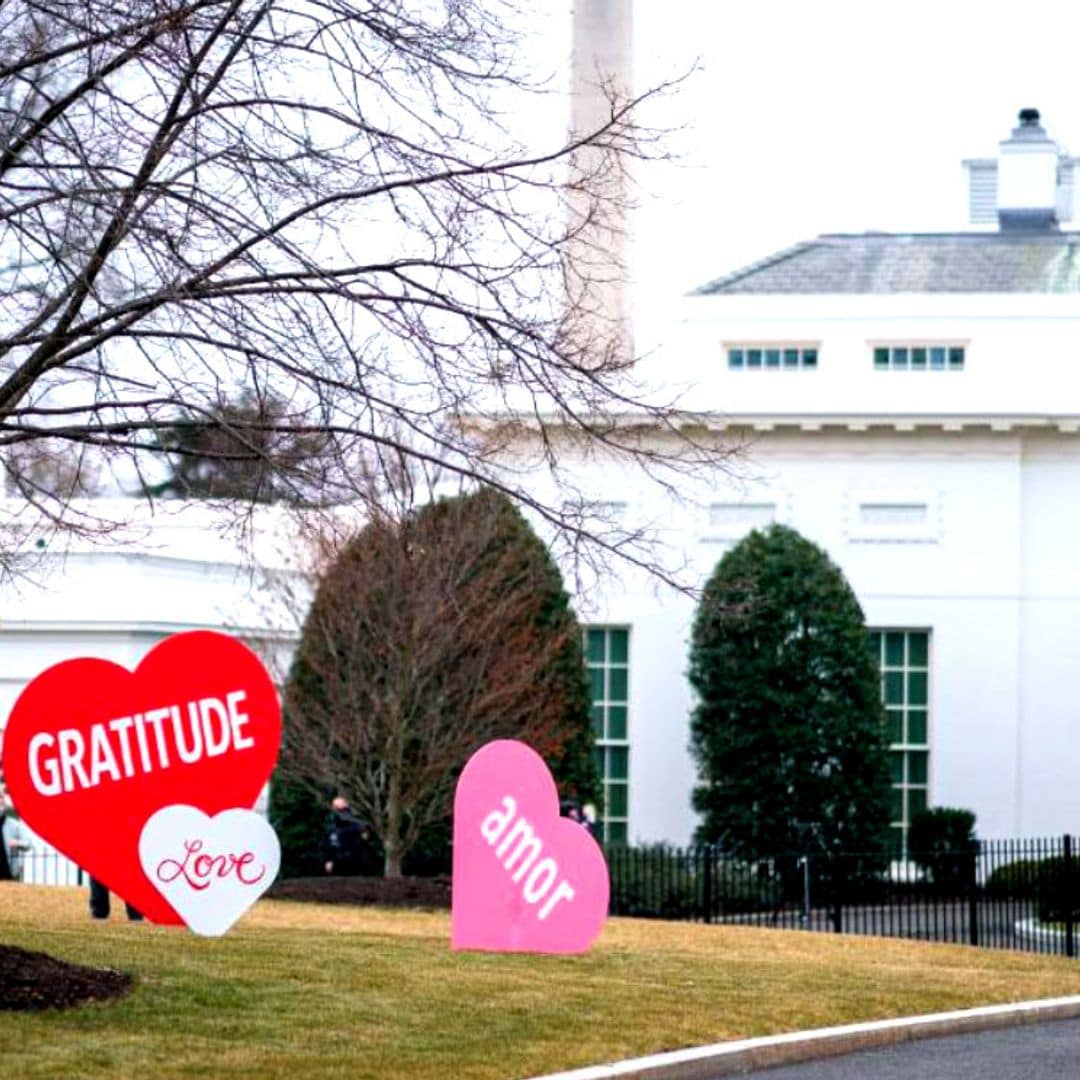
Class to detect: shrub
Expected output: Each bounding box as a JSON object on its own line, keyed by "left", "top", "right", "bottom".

{"left": 907, "top": 807, "right": 977, "bottom": 895}
{"left": 689, "top": 524, "right": 892, "bottom": 859}
{"left": 606, "top": 844, "right": 700, "bottom": 919}
{"left": 985, "top": 859, "right": 1042, "bottom": 900}
{"left": 1032, "top": 857, "right": 1080, "bottom": 924}
{"left": 605, "top": 845, "right": 782, "bottom": 920}
{"left": 985, "top": 853, "right": 1080, "bottom": 923}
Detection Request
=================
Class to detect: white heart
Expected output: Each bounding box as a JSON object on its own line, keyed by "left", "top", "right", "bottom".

{"left": 139, "top": 805, "right": 280, "bottom": 937}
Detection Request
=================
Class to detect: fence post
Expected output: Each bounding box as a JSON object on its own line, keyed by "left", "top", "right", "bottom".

{"left": 799, "top": 855, "right": 811, "bottom": 927}
{"left": 701, "top": 845, "right": 714, "bottom": 924}
{"left": 968, "top": 841, "right": 979, "bottom": 948}
{"left": 1065, "top": 834, "right": 1075, "bottom": 960}
{"left": 830, "top": 854, "right": 842, "bottom": 934}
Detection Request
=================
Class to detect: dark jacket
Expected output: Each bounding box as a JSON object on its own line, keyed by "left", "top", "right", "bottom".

{"left": 323, "top": 809, "right": 369, "bottom": 874}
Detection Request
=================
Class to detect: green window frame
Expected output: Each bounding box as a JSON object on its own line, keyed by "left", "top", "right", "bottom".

{"left": 584, "top": 626, "right": 630, "bottom": 845}
{"left": 727, "top": 345, "right": 819, "bottom": 370}
{"left": 872, "top": 345, "right": 965, "bottom": 371}
{"left": 869, "top": 629, "right": 930, "bottom": 853}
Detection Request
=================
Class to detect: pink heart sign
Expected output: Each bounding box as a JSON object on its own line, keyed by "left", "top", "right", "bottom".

{"left": 451, "top": 740, "right": 609, "bottom": 953}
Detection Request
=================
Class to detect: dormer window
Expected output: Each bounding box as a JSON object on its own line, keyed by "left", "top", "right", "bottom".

{"left": 727, "top": 344, "right": 818, "bottom": 370}
{"left": 872, "top": 344, "right": 965, "bottom": 371}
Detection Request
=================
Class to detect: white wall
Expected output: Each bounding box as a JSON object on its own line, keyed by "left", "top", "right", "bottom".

{"left": 4, "top": 423, "right": 1080, "bottom": 851}
{"left": 549, "top": 426, "right": 1080, "bottom": 846}
{"left": 651, "top": 293, "right": 1080, "bottom": 423}
{"left": 1015, "top": 440, "right": 1080, "bottom": 835}
{"left": 0, "top": 501, "right": 304, "bottom": 763}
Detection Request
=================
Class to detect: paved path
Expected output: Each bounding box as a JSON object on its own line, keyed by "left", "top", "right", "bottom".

{"left": 743, "top": 1017, "right": 1080, "bottom": 1078}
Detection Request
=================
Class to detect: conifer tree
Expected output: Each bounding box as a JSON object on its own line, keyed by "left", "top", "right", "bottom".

{"left": 688, "top": 524, "right": 891, "bottom": 859}
{"left": 275, "top": 488, "right": 598, "bottom": 876}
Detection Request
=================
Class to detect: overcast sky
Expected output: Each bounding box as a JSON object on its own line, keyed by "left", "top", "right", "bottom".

{"left": 620, "top": 0, "right": 1080, "bottom": 303}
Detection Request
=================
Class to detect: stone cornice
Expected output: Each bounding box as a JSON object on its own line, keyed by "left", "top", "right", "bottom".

{"left": 695, "top": 414, "right": 1080, "bottom": 435}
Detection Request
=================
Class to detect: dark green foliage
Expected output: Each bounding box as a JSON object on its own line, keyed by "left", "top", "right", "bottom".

{"left": 269, "top": 775, "right": 329, "bottom": 880}
{"left": 144, "top": 391, "right": 328, "bottom": 504}
{"left": 986, "top": 854, "right": 1079, "bottom": 923}
{"left": 985, "top": 859, "right": 1041, "bottom": 900}
{"left": 402, "top": 819, "right": 454, "bottom": 878}
{"left": 908, "top": 807, "right": 978, "bottom": 894}
{"left": 1033, "top": 856, "right": 1080, "bottom": 924}
{"left": 688, "top": 524, "right": 892, "bottom": 860}
{"left": 604, "top": 845, "right": 782, "bottom": 920}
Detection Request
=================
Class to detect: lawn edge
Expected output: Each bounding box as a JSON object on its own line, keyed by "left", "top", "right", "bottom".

{"left": 526, "top": 994, "right": 1080, "bottom": 1079}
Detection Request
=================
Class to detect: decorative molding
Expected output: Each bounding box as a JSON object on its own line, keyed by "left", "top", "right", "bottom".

{"left": 682, "top": 415, "right": 1080, "bottom": 435}
{"left": 0, "top": 620, "right": 299, "bottom": 642}
{"left": 845, "top": 489, "right": 942, "bottom": 544}
{"left": 699, "top": 494, "right": 790, "bottom": 544}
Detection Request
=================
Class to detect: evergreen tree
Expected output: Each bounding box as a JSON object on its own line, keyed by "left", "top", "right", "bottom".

{"left": 688, "top": 524, "right": 891, "bottom": 859}
{"left": 275, "top": 487, "right": 598, "bottom": 876}
{"left": 144, "top": 392, "right": 329, "bottom": 504}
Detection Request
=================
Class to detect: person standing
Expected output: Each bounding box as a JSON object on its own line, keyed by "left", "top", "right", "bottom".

{"left": 0, "top": 784, "right": 32, "bottom": 881}
{"left": 0, "top": 784, "right": 13, "bottom": 881}
{"left": 89, "top": 878, "right": 143, "bottom": 921}
{"left": 323, "top": 795, "right": 369, "bottom": 875}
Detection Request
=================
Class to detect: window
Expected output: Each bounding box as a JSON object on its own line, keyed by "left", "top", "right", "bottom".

{"left": 869, "top": 630, "right": 930, "bottom": 852}
{"left": 873, "top": 344, "right": 965, "bottom": 370}
{"left": 583, "top": 500, "right": 627, "bottom": 522}
{"left": 584, "top": 627, "right": 630, "bottom": 845}
{"left": 701, "top": 501, "right": 778, "bottom": 544}
{"left": 859, "top": 503, "right": 927, "bottom": 527}
{"left": 728, "top": 344, "right": 818, "bottom": 370}
{"left": 847, "top": 490, "right": 940, "bottom": 543}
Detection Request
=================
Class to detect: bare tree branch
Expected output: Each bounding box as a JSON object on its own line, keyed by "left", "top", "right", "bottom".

{"left": 1, "top": 0, "right": 735, "bottom": 585}
{"left": 277, "top": 487, "right": 596, "bottom": 876}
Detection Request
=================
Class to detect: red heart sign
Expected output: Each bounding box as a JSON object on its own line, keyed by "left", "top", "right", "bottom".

{"left": 1, "top": 631, "right": 281, "bottom": 924}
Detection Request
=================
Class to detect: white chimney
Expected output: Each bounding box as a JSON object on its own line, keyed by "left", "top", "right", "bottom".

{"left": 997, "top": 109, "right": 1060, "bottom": 230}
{"left": 963, "top": 109, "right": 1074, "bottom": 230}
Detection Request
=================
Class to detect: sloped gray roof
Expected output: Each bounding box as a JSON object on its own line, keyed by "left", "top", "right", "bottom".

{"left": 694, "top": 232, "right": 1080, "bottom": 295}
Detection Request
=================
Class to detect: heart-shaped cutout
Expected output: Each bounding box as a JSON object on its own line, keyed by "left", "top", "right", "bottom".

{"left": 451, "top": 740, "right": 609, "bottom": 953}
{"left": 139, "top": 805, "right": 280, "bottom": 936}
{"left": 1, "top": 631, "right": 281, "bottom": 924}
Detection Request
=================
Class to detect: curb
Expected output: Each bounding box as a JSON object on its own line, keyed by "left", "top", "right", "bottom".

{"left": 525, "top": 995, "right": 1080, "bottom": 1079}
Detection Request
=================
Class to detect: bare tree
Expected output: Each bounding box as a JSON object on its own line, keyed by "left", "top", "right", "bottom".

{"left": 0, "top": 0, "right": 728, "bottom": 584}
{"left": 278, "top": 486, "right": 597, "bottom": 876}
{"left": 3, "top": 438, "right": 100, "bottom": 500}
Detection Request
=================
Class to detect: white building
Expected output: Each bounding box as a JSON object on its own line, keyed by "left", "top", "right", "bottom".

{"left": 0, "top": 501, "right": 299, "bottom": 879}
{"left": 5, "top": 111, "right": 1080, "bottom": 860}
{"left": 571, "top": 108, "right": 1080, "bottom": 848}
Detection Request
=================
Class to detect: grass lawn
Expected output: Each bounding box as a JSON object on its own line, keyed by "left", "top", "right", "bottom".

{"left": 5, "top": 884, "right": 1080, "bottom": 1079}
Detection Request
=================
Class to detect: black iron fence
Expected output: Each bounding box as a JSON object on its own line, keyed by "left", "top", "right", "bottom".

{"left": 605, "top": 836, "right": 1080, "bottom": 958}
{"left": 11, "top": 835, "right": 1080, "bottom": 960}
{"left": 4, "top": 848, "right": 85, "bottom": 886}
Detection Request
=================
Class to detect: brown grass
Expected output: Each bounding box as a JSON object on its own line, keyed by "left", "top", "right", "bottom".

{"left": 4, "top": 883, "right": 1080, "bottom": 1079}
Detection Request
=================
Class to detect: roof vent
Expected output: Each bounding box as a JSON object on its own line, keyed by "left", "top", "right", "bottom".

{"left": 964, "top": 110, "right": 1076, "bottom": 229}
{"left": 997, "top": 108, "right": 1061, "bottom": 230}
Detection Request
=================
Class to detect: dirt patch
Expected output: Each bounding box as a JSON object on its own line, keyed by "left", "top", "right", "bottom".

{"left": 0, "top": 945, "right": 132, "bottom": 1011}
{"left": 267, "top": 875, "right": 451, "bottom": 909}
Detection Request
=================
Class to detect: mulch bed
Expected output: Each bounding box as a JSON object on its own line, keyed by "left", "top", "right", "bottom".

{"left": 0, "top": 945, "right": 132, "bottom": 1011}
{"left": 267, "top": 874, "right": 451, "bottom": 909}
{"left": 1, "top": 876, "right": 444, "bottom": 1012}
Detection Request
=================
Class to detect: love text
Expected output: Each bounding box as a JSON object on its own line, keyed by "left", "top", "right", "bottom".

{"left": 155, "top": 838, "right": 266, "bottom": 891}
